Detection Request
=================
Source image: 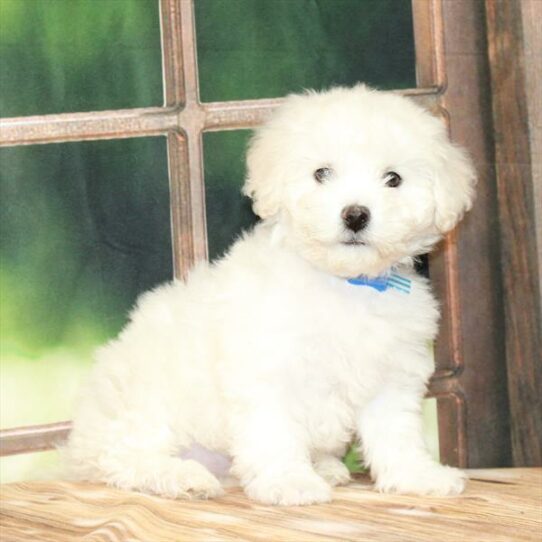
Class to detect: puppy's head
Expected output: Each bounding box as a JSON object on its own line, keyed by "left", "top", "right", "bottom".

{"left": 244, "top": 85, "right": 476, "bottom": 277}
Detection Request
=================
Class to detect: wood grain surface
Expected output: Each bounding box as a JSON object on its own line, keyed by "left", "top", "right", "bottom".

{"left": 1, "top": 469, "right": 540, "bottom": 542}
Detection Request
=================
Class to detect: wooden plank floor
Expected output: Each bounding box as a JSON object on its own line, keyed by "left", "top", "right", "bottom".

{"left": 1, "top": 469, "right": 541, "bottom": 541}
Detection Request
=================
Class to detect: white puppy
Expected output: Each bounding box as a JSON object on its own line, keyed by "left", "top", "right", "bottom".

{"left": 64, "top": 85, "right": 475, "bottom": 505}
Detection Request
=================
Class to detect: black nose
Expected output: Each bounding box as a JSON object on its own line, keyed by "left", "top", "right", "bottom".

{"left": 341, "top": 205, "right": 371, "bottom": 232}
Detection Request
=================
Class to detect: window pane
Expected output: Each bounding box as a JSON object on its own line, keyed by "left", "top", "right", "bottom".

{"left": 203, "top": 131, "right": 258, "bottom": 261}
{"left": 0, "top": 450, "right": 58, "bottom": 484}
{"left": 0, "top": 137, "right": 172, "bottom": 430}
{"left": 195, "top": 0, "right": 416, "bottom": 102}
{"left": 0, "top": 0, "right": 162, "bottom": 116}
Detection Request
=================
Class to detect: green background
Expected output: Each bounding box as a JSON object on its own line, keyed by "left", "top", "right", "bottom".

{"left": 0, "top": 0, "right": 416, "bottom": 481}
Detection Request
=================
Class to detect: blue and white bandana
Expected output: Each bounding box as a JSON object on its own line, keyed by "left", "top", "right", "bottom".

{"left": 347, "top": 270, "right": 412, "bottom": 294}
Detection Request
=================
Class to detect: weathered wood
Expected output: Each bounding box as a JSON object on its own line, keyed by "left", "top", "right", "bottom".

{"left": 0, "top": 469, "right": 540, "bottom": 541}
{"left": 485, "top": 0, "right": 542, "bottom": 466}
{"left": 432, "top": 0, "right": 511, "bottom": 468}
{"left": 520, "top": 0, "right": 542, "bottom": 297}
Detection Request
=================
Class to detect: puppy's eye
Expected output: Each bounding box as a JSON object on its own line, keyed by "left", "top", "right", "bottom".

{"left": 384, "top": 171, "right": 402, "bottom": 188}
{"left": 314, "top": 167, "right": 334, "bottom": 183}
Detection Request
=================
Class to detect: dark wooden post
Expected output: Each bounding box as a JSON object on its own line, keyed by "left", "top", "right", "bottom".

{"left": 485, "top": 0, "right": 542, "bottom": 466}
{"left": 431, "top": 0, "right": 512, "bottom": 469}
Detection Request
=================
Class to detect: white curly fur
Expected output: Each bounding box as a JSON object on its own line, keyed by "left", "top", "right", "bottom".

{"left": 63, "top": 85, "right": 475, "bottom": 505}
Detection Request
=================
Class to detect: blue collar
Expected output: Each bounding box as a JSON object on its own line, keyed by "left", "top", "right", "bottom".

{"left": 347, "top": 270, "right": 412, "bottom": 293}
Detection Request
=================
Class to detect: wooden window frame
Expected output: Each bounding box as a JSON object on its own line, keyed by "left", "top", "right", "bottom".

{"left": 0, "top": 0, "right": 514, "bottom": 468}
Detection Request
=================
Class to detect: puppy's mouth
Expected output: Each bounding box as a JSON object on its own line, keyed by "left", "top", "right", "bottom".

{"left": 341, "top": 239, "right": 367, "bottom": 247}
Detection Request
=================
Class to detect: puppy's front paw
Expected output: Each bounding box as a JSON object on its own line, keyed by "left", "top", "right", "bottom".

{"left": 245, "top": 468, "right": 332, "bottom": 506}
{"left": 375, "top": 463, "right": 467, "bottom": 496}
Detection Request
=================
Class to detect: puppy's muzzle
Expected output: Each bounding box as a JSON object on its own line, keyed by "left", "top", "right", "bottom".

{"left": 341, "top": 205, "right": 371, "bottom": 232}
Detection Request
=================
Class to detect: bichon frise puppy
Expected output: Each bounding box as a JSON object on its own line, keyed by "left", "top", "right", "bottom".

{"left": 64, "top": 85, "right": 475, "bottom": 505}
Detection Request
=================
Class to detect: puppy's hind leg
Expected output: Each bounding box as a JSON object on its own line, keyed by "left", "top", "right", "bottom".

{"left": 63, "top": 345, "right": 222, "bottom": 499}
{"left": 313, "top": 453, "right": 351, "bottom": 487}
{"left": 64, "top": 415, "right": 223, "bottom": 500}
{"left": 103, "top": 453, "right": 224, "bottom": 500}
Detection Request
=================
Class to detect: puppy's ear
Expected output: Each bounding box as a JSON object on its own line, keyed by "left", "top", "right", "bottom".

{"left": 433, "top": 142, "right": 477, "bottom": 233}
{"left": 243, "top": 127, "right": 285, "bottom": 219}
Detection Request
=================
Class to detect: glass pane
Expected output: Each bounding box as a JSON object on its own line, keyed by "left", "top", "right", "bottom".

{"left": 423, "top": 398, "right": 440, "bottom": 461}
{"left": 0, "top": 0, "right": 162, "bottom": 116}
{"left": 195, "top": 0, "right": 416, "bottom": 102}
{"left": 0, "top": 450, "right": 58, "bottom": 484}
{"left": 203, "top": 131, "right": 258, "bottom": 261}
{"left": 0, "top": 138, "right": 172, "bottom": 435}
